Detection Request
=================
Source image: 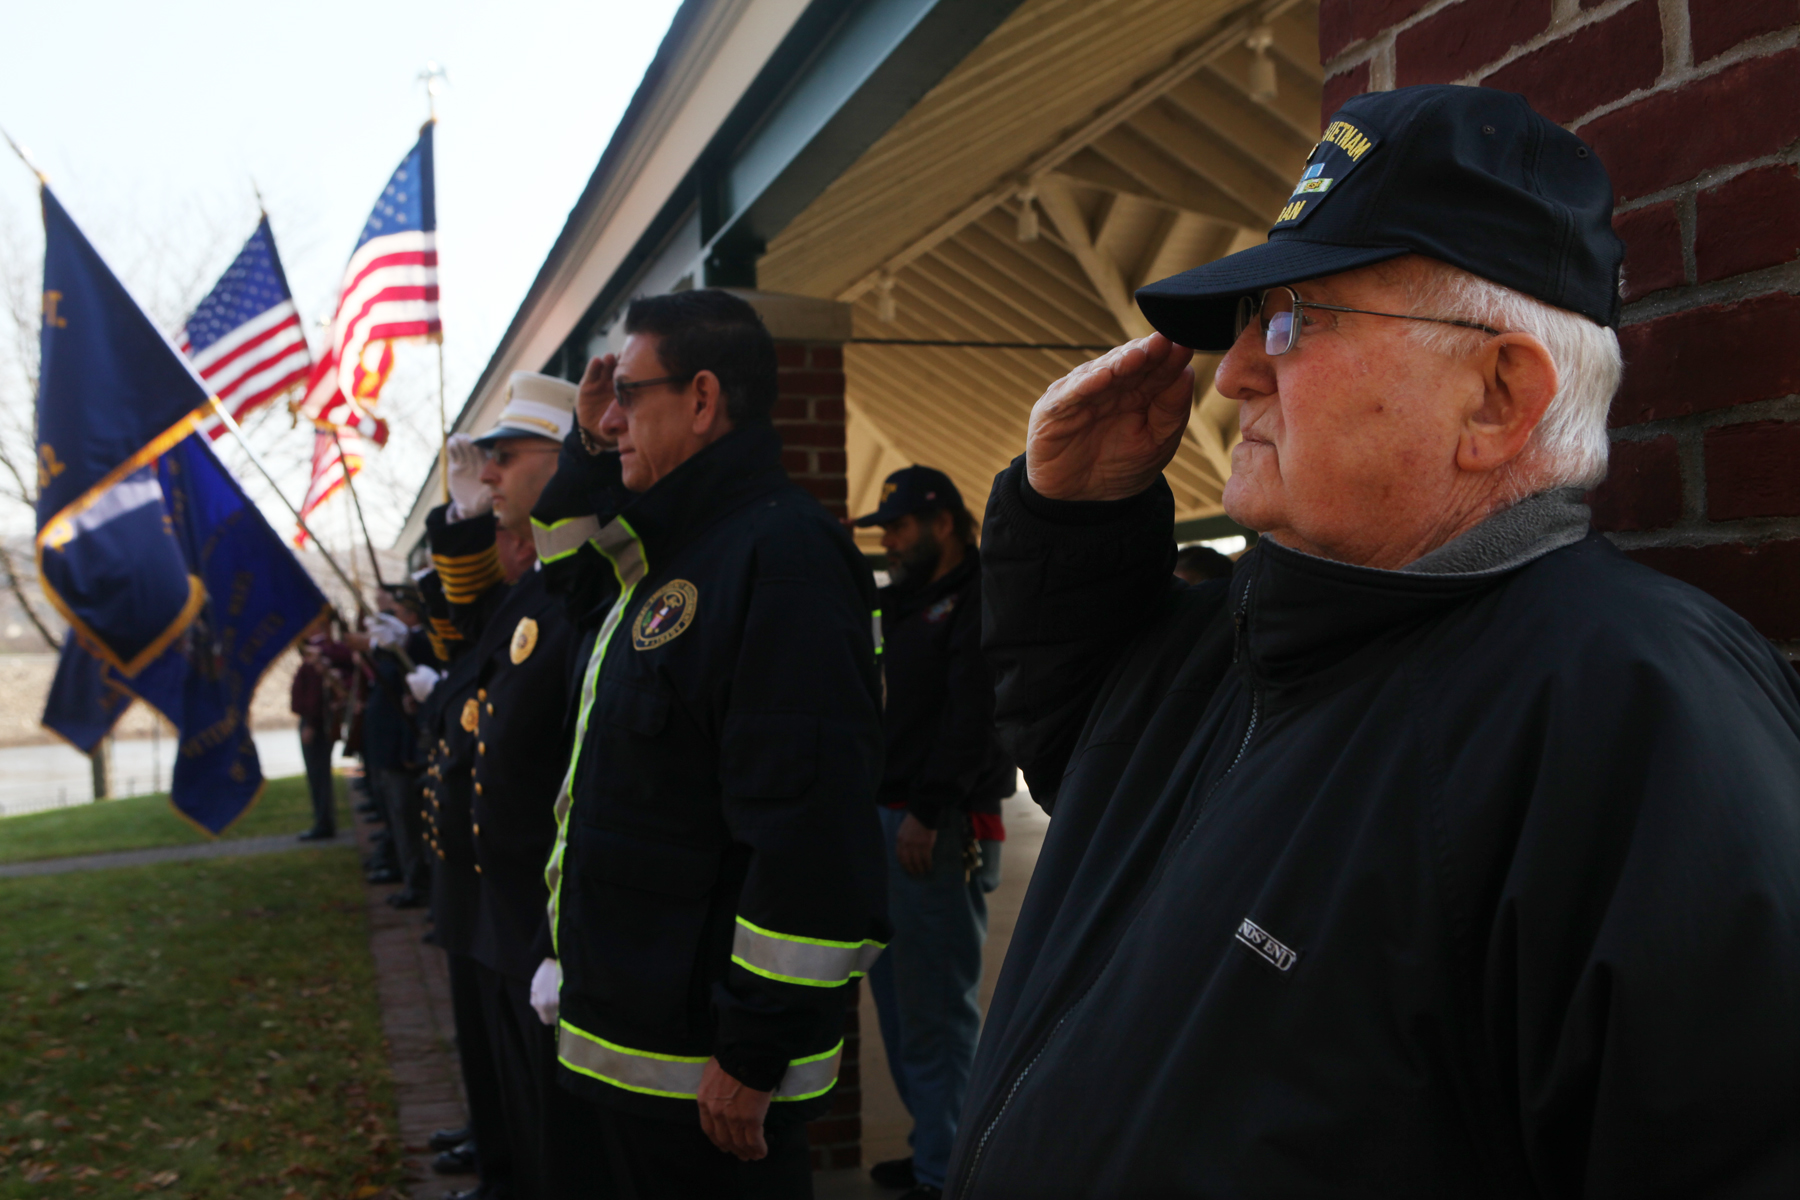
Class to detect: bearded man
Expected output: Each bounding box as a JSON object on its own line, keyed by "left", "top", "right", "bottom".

{"left": 949, "top": 85, "right": 1800, "bottom": 1198}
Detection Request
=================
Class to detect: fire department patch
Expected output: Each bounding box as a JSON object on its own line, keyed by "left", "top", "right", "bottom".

{"left": 510, "top": 617, "right": 539, "bottom": 664}
{"left": 633, "top": 580, "right": 698, "bottom": 651}
{"left": 460, "top": 698, "right": 480, "bottom": 733}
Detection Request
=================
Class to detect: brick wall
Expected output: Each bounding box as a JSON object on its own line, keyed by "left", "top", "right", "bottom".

{"left": 806, "top": 985, "right": 865, "bottom": 1171}
{"left": 1320, "top": 0, "right": 1800, "bottom": 649}
{"left": 773, "top": 341, "right": 850, "bottom": 519}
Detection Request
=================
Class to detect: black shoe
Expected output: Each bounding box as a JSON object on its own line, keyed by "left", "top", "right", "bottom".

{"left": 443, "top": 1188, "right": 501, "bottom": 1200}
{"left": 297, "top": 828, "right": 335, "bottom": 842}
{"left": 896, "top": 1188, "right": 942, "bottom": 1200}
{"left": 428, "top": 1126, "right": 471, "bottom": 1152}
{"left": 386, "top": 889, "right": 426, "bottom": 910}
{"left": 365, "top": 867, "right": 402, "bottom": 885}
{"left": 354, "top": 800, "right": 380, "bottom": 815}
{"left": 362, "top": 809, "right": 389, "bottom": 825}
{"left": 870, "top": 1157, "right": 916, "bottom": 1189}
{"left": 432, "top": 1141, "right": 478, "bottom": 1175}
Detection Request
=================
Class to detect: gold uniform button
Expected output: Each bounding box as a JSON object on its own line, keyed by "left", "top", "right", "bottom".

{"left": 486, "top": 703, "right": 494, "bottom": 715}
{"left": 473, "top": 824, "right": 481, "bottom": 835}
{"left": 475, "top": 865, "right": 483, "bottom": 874}
{"left": 478, "top": 742, "right": 485, "bottom": 754}
{"left": 475, "top": 783, "right": 483, "bottom": 795}
{"left": 478, "top": 688, "right": 487, "bottom": 700}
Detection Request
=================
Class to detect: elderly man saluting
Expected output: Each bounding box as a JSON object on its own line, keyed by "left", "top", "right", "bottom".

{"left": 950, "top": 85, "right": 1800, "bottom": 1198}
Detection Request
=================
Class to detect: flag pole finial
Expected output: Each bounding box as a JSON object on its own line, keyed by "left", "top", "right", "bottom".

{"left": 417, "top": 62, "right": 449, "bottom": 124}
{"left": 1, "top": 127, "right": 47, "bottom": 186}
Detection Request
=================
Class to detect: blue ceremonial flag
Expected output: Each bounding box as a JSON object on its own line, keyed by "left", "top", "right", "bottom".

{"left": 35, "top": 187, "right": 211, "bottom": 676}
{"left": 42, "top": 433, "right": 329, "bottom": 834}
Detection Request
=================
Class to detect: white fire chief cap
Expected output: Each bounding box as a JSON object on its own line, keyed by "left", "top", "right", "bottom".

{"left": 472, "top": 371, "right": 577, "bottom": 445}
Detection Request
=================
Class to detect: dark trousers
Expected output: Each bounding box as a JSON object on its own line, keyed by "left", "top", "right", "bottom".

{"left": 545, "top": 1086, "right": 813, "bottom": 1200}
{"left": 374, "top": 767, "right": 428, "bottom": 893}
{"left": 449, "top": 951, "right": 514, "bottom": 1196}
{"left": 474, "top": 960, "right": 572, "bottom": 1200}
{"left": 299, "top": 730, "right": 336, "bottom": 835}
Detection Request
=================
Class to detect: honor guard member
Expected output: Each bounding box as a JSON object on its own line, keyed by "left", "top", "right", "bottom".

{"left": 415, "top": 572, "right": 512, "bottom": 1198}
{"left": 427, "top": 371, "right": 581, "bottom": 1200}
{"left": 539, "top": 290, "right": 888, "bottom": 1198}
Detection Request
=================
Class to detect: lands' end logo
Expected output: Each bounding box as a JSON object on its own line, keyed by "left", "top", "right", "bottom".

{"left": 1235, "top": 917, "right": 1298, "bottom": 972}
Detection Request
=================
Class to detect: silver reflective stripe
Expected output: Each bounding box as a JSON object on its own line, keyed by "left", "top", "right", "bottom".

{"left": 532, "top": 514, "right": 602, "bottom": 564}
{"left": 544, "top": 516, "right": 648, "bottom": 953}
{"left": 731, "top": 916, "right": 885, "bottom": 988}
{"left": 557, "top": 1022, "right": 842, "bottom": 1102}
{"left": 871, "top": 609, "right": 883, "bottom": 656}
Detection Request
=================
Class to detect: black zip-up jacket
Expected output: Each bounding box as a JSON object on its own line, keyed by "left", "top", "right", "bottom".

{"left": 544, "top": 422, "right": 888, "bottom": 1125}
{"left": 949, "top": 462, "right": 1800, "bottom": 1199}
{"left": 878, "top": 550, "right": 1013, "bottom": 828}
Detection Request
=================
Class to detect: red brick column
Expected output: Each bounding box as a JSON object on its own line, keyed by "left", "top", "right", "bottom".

{"left": 773, "top": 341, "right": 850, "bottom": 519}
{"left": 1320, "top": 0, "right": 1800, "bottom": 653}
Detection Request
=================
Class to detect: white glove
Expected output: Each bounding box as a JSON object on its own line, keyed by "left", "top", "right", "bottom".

{"left": 445, "top": 433, "right": 492, "bottom": 521}
{"left": 530, "top": 957, "right": 561, "bottom": 1026}
{"left": 405, "top": 665, "right": 442, "bottom": 703}
{"left": 365, "top": 612, "right": 409, "bottom": 649}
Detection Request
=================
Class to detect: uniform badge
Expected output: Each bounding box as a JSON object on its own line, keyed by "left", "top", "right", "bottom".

{"left": 510, "top": 616, "right": 539, "bottom": 664}
{"left": 924, "top": 596, "right": 957, "bottom": 623}
{"left": 633, "top": 580, "right": 698, "bottom": 651}
{"left": 460, "top": 698, "right": 481, "bottom": 733}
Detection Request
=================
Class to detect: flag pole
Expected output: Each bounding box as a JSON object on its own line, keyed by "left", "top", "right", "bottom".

{"left": 207, "top": 397, "right": 364, "bottom": 602}
{"left": 417, "top": 63, "right": 453, "bottom": 506}
{"left": 1, "top": 127, "right": 47, "bottom": 185}
{"left": 330, "top": 426, "right": 385, "bottom": 588}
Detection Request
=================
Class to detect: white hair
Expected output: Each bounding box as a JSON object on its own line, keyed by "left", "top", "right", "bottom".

{"left": 1388, "top": 256, "right": 1622, "bottom": 499}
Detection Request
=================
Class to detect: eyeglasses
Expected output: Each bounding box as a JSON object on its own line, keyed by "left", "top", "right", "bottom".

{"left": 612, "top": 373, "right": 696, "bottom": 410}
{"left": 1235, "top": 286, "right": 1503, "bottom": 356}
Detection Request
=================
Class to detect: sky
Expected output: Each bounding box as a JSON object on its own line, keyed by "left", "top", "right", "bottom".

{"left": 0, "top": 0, "right": 684, "bottom": 555}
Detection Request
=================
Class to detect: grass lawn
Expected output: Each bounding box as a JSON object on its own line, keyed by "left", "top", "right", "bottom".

{"left": 0, "top": 840, "right": 406, "bottom": 1199}
{"left": 0, "top": 776, "right": 328, "bottom": 866}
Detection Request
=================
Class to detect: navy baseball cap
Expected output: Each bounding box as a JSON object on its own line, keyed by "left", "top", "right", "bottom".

{"left": 852, "top": 466, "right": 964, "bottom": 527}
{"left": 1135, "top": 85, "right": 1625, "bottom": 352}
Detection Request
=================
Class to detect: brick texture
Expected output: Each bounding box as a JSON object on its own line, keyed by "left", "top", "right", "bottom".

{"left": 1690, "top": 0, "right": 1800, "bottom": 62}
{"left": 1395, "top": 0, "right": 1553, "bottom": 87}
{"left": 1705, "top": 420, "right": 1800, "bottom": 519}
{"left": 1318, "top": 0, "right": 1433, "bottom": 60}
{"left": 1613, "top": 200, "right": 1685, "bottom": 299}
{"left": 1613, "top": 293, "right": 1800, "bottom": 425}
{"left": 1588, "top": 435, "right": 1683, "bottom": 531}
{"left": 1627, "top": 539, "right": 1800, "bottom": 639}
{"left": 1322, "top": 61, "right": 1370, "bottom": 128}
{"left": 773, "top": 342, "right": 850, "bottom": 516}
{"left": 1481, "top": 1, "right": 1663, "bottom": 123}
{"left": 1577, "top": 48, "right": 1800, "bottom": 201}
{"left": 1695, "top": 163, "right": 1800, "bottom": 283}
{"left": 806, "top": 986, "right": 862, "bottom": 1170}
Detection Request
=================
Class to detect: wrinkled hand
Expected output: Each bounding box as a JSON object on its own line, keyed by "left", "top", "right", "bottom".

{"left": 896, "top": 813, "right": 937, "bottom": 878}
{"left": 365, "top": 612, "right": 408, "bottom": 650}
{"left": 1025, "top": 333, "right": 1195, "bottom": 502}
{"left": 405, "top": 665, "right": 441, "bottom": 703}
{"left": 529, "top": 957, "right": 561, "bottom": 1026}
{"left": 576, "top": 355, "right": 619, "bottom": 445}
{"left": 697, "top": 1059, "right": 771, "bottom": 1161}
{"left": 446, "top": 433, "right": 492, "bottom": 520}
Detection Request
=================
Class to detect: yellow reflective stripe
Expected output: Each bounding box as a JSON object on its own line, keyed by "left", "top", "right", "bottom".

{"left": 531, "top": 514, "right": 602, "bottom": 564}
{"left": 872, "top": 609, "right": 883, "bottom": 656}
{"left": 545, "top": 517, "right": 647, "bottom": 954}
{"left": 731, "top": 916, "right": 885, "bottom": 988}
{"left": 556, "top": 1022, "right": 842, "bottom": 1102}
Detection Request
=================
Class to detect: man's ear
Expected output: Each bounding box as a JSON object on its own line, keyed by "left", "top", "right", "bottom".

{"left": 1456, "top": 333, "right": 1557, "bottom": 474}
{"left": 691, "top": 370, "right": 732, "bottom": 436}
{"left": 932, "top": 508, "right": 956, "bottom": 541}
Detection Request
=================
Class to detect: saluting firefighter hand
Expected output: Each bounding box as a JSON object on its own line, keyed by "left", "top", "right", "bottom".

{"left": 576, "top": 354, "right": 620, "bottom": 446}
{"left": 698, "top": 1058, "right": 773, "bottom": 1161}
{"left": 1026, "top": 333, "right": 1195, "bottom": 502}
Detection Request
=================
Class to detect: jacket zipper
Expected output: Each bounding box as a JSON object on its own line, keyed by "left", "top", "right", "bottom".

{"left": 956, "top": 574, "right": 1261, "bottom": 1196}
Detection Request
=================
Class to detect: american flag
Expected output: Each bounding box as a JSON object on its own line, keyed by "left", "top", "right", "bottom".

{"left": 294, "top": 423, "right": 367, "bottom": 547}
{"left": 179, "top": 216, "right": 313, "bottom": 438}
{"left": 295, "top": 122, "right": 440, "bottom": 444}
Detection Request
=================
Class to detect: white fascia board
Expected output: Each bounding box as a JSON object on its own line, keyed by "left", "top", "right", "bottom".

{"left": 398, "top": 0, "right": 812, "bottom": 549}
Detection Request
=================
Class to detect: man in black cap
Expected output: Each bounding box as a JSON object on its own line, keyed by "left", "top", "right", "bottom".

{"left": 951, "top": 85, "right": 1800, "bottom": 1197}
{"left": 851, "top": 467, "right": 1012, "bottom": 1200}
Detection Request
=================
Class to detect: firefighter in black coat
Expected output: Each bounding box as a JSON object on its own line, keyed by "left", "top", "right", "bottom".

{"left": 532, "top": 290, "right": 887, "bottom": 1198}
{"left": 427, "top": 371, "right": 582, "bottom": 1200}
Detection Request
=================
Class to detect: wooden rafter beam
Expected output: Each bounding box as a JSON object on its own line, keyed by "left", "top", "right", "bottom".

{"left": 1034, "top": 176, "right": 1153, "bottom": 340}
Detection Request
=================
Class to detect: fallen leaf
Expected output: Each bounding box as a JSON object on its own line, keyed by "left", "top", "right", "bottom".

{"left": 148, "top": 1171, "right": 179, "bottom": 1189}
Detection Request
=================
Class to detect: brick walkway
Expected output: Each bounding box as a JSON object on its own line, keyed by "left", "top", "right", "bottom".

{"left": 348, "top": 801, "right": 471, "bottom": 1200}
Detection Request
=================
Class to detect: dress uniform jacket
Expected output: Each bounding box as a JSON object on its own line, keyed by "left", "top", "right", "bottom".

{"left": 427, "top": 505, "right": 580, "bottom": 983}
{"left": 422, "top": 643, "right": 484, "bottom": 954}
{"left": 536, "top": 421, "right": 888, "bottom": 1124}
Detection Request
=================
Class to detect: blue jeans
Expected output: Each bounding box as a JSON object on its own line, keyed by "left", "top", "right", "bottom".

{"left": 869, "top": 807, "right": 1001, "bottom": 1189}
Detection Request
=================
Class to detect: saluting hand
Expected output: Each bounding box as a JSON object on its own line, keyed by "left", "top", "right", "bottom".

{"left": 1025, "top": 333, "right": 1195, "bottom": 502}
{"left": 577, "top": 354, "right": 619, "bottom": 445}
{"left": 698, "top": 1058, "right": 772, "bottom": 1161}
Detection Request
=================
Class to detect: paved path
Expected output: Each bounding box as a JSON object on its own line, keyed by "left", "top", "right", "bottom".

{"left": 0, "top": 832, "right": 315, "bottom": 879}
